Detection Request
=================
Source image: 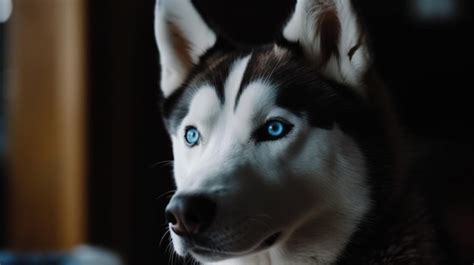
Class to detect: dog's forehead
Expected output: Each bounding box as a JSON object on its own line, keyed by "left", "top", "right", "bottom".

{"left": 190, "top": 44, "right": 296, "bottom": 96}
{"left": 162, "top": 43, "right": 357, "bottom": 135}
{"left": 162, "top": 45, "right": 304, "bottom": 133}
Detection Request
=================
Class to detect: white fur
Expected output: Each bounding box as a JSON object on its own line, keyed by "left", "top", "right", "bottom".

{"left": 225, "top": 55, "right": 253, "bottom": 112}
{"left": 154, "top": 0, "right": 217, "bottom": 97}
{"left": 168, "top": 56, "right": 371, "bottom": 264}
{"left": 283, "top": 0, "right": 370, "bottom": 94}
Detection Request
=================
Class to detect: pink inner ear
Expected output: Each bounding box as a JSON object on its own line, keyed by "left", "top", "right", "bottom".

{"left": 316, "top": 6, "right": 341, "bottom": 67}
{"left": 168, "top": 21, "right": 193, "bottom": 70}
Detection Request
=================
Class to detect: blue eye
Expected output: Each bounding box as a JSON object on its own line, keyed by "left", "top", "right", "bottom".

{"left": 267, "top": 120, "right": 285, "bottom": 137}
{"left": 185, "top": 126, "right": 200, "bottom": 146}
{"left": 255, "top": 118, "right": 293, "bottom": 142}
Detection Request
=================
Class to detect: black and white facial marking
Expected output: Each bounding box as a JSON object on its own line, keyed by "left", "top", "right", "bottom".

{"left": 155, "top": 0, "right": 383, "bottom": 264}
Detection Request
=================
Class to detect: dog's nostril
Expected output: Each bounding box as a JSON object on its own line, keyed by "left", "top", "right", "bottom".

{"left": 165, "top": 194, "right": 216, "bottom": 236}
{"left": 262, "top": 232, "right": 282, "bottom": 248}
{"left": 165, "top": 202, "right": 186, "bottom": 235}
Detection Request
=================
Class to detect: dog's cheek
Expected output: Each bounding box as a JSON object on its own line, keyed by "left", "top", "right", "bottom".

{"left": 171, "top": 136, "right": 191, "bottom": 189}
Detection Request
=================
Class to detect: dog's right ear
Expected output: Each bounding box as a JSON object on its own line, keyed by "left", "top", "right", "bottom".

{"left": 281, "top": 0, "right": 371, "bottom": 95}
{"left": 154, "top": 0, "right": 217, "bottom": 97}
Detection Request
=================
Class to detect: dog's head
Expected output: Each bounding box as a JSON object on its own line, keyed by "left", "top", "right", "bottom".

{"left": 155, "top": 0, "right": 385, "bottom": 263}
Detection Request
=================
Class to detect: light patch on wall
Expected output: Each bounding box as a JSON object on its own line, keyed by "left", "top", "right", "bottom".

{"left": 411, "top": 0, "right": 460, "bottom": 23}
{"left": 0, "top": 0, "right": 12, "bottom": 23}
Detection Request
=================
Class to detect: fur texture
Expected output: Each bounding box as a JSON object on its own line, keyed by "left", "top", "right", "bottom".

{"left": 154, "top": 0, "right": 447, "bottom": 264}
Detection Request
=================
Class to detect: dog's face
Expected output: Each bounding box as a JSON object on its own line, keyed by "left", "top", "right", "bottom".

{"left": 156, "top": 0, "right": 374, "bottom": 263}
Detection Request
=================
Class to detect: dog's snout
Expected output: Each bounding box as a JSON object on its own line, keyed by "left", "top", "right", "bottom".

{"left": 165, "top": 194, "right": 216, "bottom": 236}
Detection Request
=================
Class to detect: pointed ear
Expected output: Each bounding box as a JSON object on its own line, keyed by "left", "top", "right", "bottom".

{"left": 154, "top": 0, "right": 217, "bottom": 97}
{"left": 283, "top": 0, "right": 371, "bottom": 94}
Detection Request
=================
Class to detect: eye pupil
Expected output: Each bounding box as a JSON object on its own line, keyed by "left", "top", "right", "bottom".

{"left": 185, "top": 127, "right": 200, "bottom": 146}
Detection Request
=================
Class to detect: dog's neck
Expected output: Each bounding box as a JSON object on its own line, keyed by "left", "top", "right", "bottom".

{"left": 206, "top": 207, "right": 368, "bottom": 265}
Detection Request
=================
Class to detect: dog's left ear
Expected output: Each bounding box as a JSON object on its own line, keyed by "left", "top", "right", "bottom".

{"left": 154, "top": 0, "right": 217, "bottom": 98}
{"left": 282, "top": 0, "right": 371, "bottom": 94}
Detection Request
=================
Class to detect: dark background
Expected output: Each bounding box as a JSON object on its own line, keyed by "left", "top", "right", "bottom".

{"left": 1, "top": 0, "right": 473, "bottom": 264}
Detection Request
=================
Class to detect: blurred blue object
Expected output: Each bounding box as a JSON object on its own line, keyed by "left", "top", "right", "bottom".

{"left": 0, "top": 0, "right": 13, "bottom": 23}
{"left": 412, "top": 0, "right": 460, "bottom": 22}
{"left": 0, "top": 251, "right": 67, "bottom": 265}
{"left": 0, "top": 246, "right": 123, "bottom": 265}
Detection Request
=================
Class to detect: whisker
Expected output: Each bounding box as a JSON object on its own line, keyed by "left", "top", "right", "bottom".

{"left": 159, "top": 229, "right": 171, "bottom": 248}
{"left": 185, "top": 255, "right": 195, "bottom": 265}
{"left": 156, "top": 189, "right": 177, "bottom": 200}
{"left": 149, "top": 160, "right": 174, "bottom": 169}
{"left": 255, "top": 213, "right": 273, "bottom": 222}
{"left": 166, "top": 242, "right": 173, "bottom": 265}
{"left": 169, "top": 243, "right": 177, "bottom": 265}
{"left": 175, "top": 252, "right": 184, "bottom": 265}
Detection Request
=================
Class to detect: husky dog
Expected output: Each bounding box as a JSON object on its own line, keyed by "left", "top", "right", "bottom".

{"left": 155, "top": 0, "right": 446, "bottom": 264}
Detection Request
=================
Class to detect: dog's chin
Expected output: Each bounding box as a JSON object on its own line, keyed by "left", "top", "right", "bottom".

{"left": 188, "top": 247, "right": 234, "bottom": 263}
{"left": 172, "top": 231, "right": 283, "bottom": 263}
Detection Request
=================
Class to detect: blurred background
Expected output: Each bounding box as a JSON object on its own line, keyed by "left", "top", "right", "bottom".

{"left": 0, "top": 0, "right": 473, "bottom": 264}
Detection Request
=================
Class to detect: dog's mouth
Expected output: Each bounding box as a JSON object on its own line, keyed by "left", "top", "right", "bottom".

{"left": 189, "top": 232, "right": 282, "bottom": 261}
{"left": 260, "top": 232, "right": 282, "bottom": 248}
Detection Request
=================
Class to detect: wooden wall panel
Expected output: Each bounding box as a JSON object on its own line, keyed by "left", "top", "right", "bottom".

{"left": 7, "top": 0, "right": 87, "bottom": 250}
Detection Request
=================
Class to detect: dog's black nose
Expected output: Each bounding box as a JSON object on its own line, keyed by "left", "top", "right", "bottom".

{"left": 165, "top": 194, "right": 216, "bottom": 236}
